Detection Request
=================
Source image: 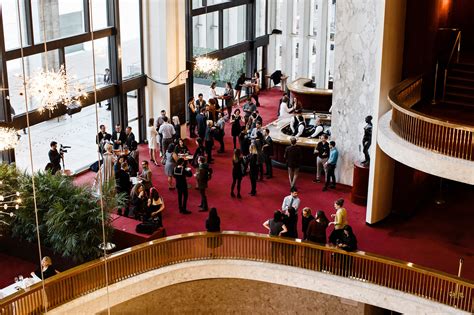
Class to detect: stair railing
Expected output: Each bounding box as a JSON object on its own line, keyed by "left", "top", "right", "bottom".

{"left": 442, "top": 29, "right": 462, "bottom": 100}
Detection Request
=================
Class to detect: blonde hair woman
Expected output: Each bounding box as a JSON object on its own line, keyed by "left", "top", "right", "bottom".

{"left": 31, "top": 256, "right": 59, "bottom": 280}
{"left": 247, "top": 144, "right": 259, "bottom": 196}
{"left": 95, "top": 143, "right": 116, "bottom": 194}
{"left": 147, "top": 118, "right": 159, "bottom": 165}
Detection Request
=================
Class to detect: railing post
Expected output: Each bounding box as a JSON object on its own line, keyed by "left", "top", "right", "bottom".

{"left": 457, "top": 33, "right": 461, "bottom": 64}
{"left": 432, "top": 62, "right": 439, "bottom": 104}
{"left": 442, "top": 69, "right": 448, "bottom": 101}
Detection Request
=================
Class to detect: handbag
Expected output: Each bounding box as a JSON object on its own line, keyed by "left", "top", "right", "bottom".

{"left": 161, "top": 155, "right": 167, "bottom": 165}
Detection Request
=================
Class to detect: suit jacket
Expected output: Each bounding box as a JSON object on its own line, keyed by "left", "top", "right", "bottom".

{"left": 284, "top": 145, "right": 302, "bottom": 168}
{"left": 115, "top": 169, "right": 132, "bottom": 195}
{"left": 111, "top": 130, "right": 127, "bottom": 149}
{"left": 196, "top": 113, "right": 207, "bottom": 136}
{"left": 196, "top": 99, "right": 206, "bottom": 111}
{"left": 173, "top": 165, "right": 193, "bottom": 189}
{"left": 125, "top": 132, "right": 136, "bottom": 149}
{"left": 97, "top": 132, "right": 111, "bottom": 144}
{"left": 263, "top": 136, "right": 273, "bottom": 156}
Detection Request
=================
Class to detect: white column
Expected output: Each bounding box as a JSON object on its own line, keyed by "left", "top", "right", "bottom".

{"left": 330, "top": 0, "right": 386, "bottom": 185}
{"left": 316, "top": 0, "right": 328, "bottom": 88}
{"left": 143, "top": 0, "right": 186, "bottom": 122}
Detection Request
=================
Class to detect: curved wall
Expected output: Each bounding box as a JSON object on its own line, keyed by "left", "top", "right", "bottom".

{"left": 378, "top": 110, "right": 474, "bottom": 184}
{"left": 50, "top": 260, "right": 466, "bottom": 315}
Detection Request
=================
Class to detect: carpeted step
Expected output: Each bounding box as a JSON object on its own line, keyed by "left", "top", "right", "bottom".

{"left": 449, "top": 68, "right": 474, "bottom": 80}
{"left": 443, "top": 99, "right": 474, "bottom": 109}
{"left": 445, "top": 84, "right": 474, "bottom": 96}
{"left": 451, "top": 63, "right": 474, "bottom": 72}
{"left": 447, "top": 76, "right": 474, "bottom": 86}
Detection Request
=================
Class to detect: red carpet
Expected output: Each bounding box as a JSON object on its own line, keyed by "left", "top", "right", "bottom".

{"left": 0, "top": 253, "right": 36, "bottom": 288}
{"left": 2, "top": 88, "right": 470, "bottom": 285}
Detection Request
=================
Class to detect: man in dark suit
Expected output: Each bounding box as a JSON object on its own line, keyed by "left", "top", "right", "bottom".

{"left": 111, "top": 124, "right": 127, "bottom": 150}
{"left": 195, "top": 93, "right": 206, "bottom": 112}
{"left": 125, "top": 126, "right": 136, "bottom": 149}
{"left": 47, "top": 141, "right": 62, "bottom": 174}
{"left": 196, "top": 107, "right": 207, "bottom": 139}
{"left": 173, "top": 158, "right": 193, "bottom": 214}
{"left": 284, "top": 136, "right": 301, "bottom": 189}
{"left": 263, "top": 128, "right": 274, "bottom": 179}
{"left": 196, "top": 156, "right": 212, "bottom": 212}
{"left": 96, "top": 124, "right": 111, "bottom": 155}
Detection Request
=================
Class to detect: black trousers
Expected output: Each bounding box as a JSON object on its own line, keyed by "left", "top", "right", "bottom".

{"left": 217, "top": 134, "right": 225, "bottom": 152}
{"left": 231, "top": 176, "right": 242, "bottom": 194}
{"left": 264, "top": 154, "right": 273, "bottom": 176}
{"left": 205, "top": 141, "right": 213, "bottom": 161}
{"left": 250, "top": 172, "right": 257, "bottom": 194}
{"left": 258, "top": 163, "right": 264, "bottom": 180}
{"left": 177, "top": 187, "right": 188, "bottom": 212}
{"left": 199, "top": 187, "right": 208, "bottom": 210}
{"left": 325, "top": 164, "right": 336, "bottom": 187}
{"left": 189, "top": 123, "right": 197, "bottom": 137}
{"left": 232, "top": 136, "right": 238, "bottom": 149}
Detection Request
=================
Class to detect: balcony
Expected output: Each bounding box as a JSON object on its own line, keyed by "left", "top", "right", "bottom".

{"left": 378, "top": 76, "right": 474, "bottom": 184}
{"left": 1, "top": 232, "right": 472, "bottom": 314}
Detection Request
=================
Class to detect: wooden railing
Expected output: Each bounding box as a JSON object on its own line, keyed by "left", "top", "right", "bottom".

{"left": 389, "top": 76, "right": 474, "bottom": 161}
{"left": 1, "top": 232, "right": 473, "bottom": 314}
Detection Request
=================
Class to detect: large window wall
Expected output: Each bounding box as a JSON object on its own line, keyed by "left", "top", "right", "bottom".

{"left": 187, "top": 0, "right": 269, "bottom": 98}
{"left": 267, "top": 0, "right": 336, "bottom": 89}
{"left": 0, "top": 0, "right": 146, "bottom": 169}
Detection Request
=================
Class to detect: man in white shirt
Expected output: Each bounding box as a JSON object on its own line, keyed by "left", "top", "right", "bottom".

{"left": 279, "top": 96, "right": 294, "bottom": 119}
{"left": 158, "top": 116, "right": 176, "bottom": 152}
{"left": 281, "top": 187, "right": 301, "bottom": 215}
{"left": 250, "top": 121, "right": 263, "bottom": 140}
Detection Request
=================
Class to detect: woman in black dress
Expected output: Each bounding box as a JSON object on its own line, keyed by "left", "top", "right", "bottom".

{"left": 192, "top": 137, "right": 205, "bottom": 168}
{"left": 174, "top": 138, "right": 190, "bottom": 155}
{"left": 130, "top": 183, "right": 147, "bottom": 219}
{"left": 230, "top": 109, "right": 242, "bottom": 149}
{"left": 188, "top": 97, "right": 197, "bottom": 138}
{"left": 247, "top": 143, "right": 259, "bottom": 196}
{"left": 231, "top": 149, "right": 244, "bottom": 199}
{"left": 146, "top": 187, "right": 165, "bottom": 225}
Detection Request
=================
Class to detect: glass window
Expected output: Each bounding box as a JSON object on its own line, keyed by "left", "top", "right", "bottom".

{"left": 2, "top": 0, "right": 28, "bottom": 51}
{"left": 192, "top": 12, "right": 219, "bottom": 55}
{"left": 91, "top": 0, "right": 109, "bottom": 31}
{"left": 32, "top": 0, "right": 85, "bottom": 43}
{"left": 291, "top": 39, "right": 300, "bottom": 79}
{"left": 7, "top": 50, "right": 60, "bottom": 114}
{"left": 120, "top": 0, "right": 142, "bottom": 78}
{"left": 256, "top": 0, "right": 266, "bottom": 37}
{"left": 127, "top": 91, "right": 139, "bottom": 139}
{"left": 65, "top": 38, "right": 109, "bottom": 91}
{"left": 208, "top": 0, "right": 230, "bottom": 5}
{"left": 223, "top": 5, "right": 246, "bottom": 47}
{"left": 192, "top": 0, "right": 203, "bottom": 9}
{"left": 292, "top": 0, "right": 300, "bottom": 34}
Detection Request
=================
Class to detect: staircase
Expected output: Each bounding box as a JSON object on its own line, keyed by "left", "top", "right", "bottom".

{"left": 444, "top": 62, "right": 474, "bottom": 108}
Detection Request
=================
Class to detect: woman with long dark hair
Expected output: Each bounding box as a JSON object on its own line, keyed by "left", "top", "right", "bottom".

{"left": 206, "top": 207, "right": 221, "bottom": 232}
{"left": 192, "top": 137, "right": 205, "bottom": 168}
{"left": 146, "top": 187, "right": 165, "bottom": 225}
{"left": 188, "top": 96, "right": 197, "bottom": 138}
{"left": 130, "top": 183, "right": 147, "bottom": 219}
{"left": 247, "top": 143, "right": 259, "bottom": 196}
{"left": 230, "top": 109, "right": 242, "bottom": 150}
{"left": 282, "top": 207, "right": 298, "bottom": 238}
{"left": 306, "top": 210, "right": 329, "bottom": 244}
{"left": 231, "top": 149, "right": 244, "bottom": 199}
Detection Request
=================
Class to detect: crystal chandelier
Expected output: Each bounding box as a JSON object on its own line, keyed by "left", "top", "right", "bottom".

{"left": 194, "top": 56, "right": 221, "bottom": 74}
{"left": 22, "top": 64, "right": 87, "bottom": 113}
{"left": 0, "top": 127, "right": 19, "bottom": 150}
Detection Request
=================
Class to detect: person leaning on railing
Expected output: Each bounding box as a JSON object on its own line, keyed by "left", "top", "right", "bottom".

{"left": 31, "top": 256, "right": 59, "bottom": 280}
{"left": 328, "top": 198, "right": 348, "bottom": 244}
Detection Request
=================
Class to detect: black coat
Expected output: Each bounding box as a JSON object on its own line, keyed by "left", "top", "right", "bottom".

{"left": 173, "top": 165, "right": 193, "bottom": 189}
{"left": 116, "top": 169, "right": 132, "bottom": 195}
{"left": 125, "top": 132, "right": 136, "bottom": 149}
{"left": 196, "top": 113, "right": 207, "bottom": 137}
{"left": 206, "top": 217, "right": 221, "bottom": 232}
{"left": 284, "top": 145, "right": 302, "bottom": 168}
{"left": 263, "top": 136, "right": 273, "bottom": 156}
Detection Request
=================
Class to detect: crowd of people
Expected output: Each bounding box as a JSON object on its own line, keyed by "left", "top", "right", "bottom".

{"left": 84, "top": 72, "right": 355, "bottom": 253}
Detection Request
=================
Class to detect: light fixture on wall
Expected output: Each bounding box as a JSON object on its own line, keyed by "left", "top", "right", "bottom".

{"left": 194, "top": 56, "right": 221, "bottom": 74}
{"left": 21, "top": 65, "right": 87, "bottom": 113}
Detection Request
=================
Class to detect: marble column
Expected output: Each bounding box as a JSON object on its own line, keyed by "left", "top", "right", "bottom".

{"left": 143, "top": 0, "right": 186, "bottom": 124}
{"left": 331, "top": 0, "right": 386, "bottom": 186}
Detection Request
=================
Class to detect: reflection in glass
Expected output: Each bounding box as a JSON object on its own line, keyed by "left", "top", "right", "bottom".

{"left": 2, "top": 0, "right": 28, "bottom": 51}
{"left": 7, "top": 50, "right": 60, "bottom": 114}
{"left": 31, "top": 0, "right": 85, "bottom": 43}
{"left": 192, "top": 12, "right": 219, "bottom": 55}
{"left": 120, "top": 0, "right": 142, "bottom": 78}
{"left": 65, "top": 38, "right": 110, "bottom": 91}
{"left": 256, "top": 0, "right": 266, "bottom": 37}
{"left": 223, "top": 5, "right": 246, "bottom": 47}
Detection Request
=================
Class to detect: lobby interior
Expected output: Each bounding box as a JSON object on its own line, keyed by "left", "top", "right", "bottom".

{"left": 0, "top": 0, "right": 473, "bottom": 314}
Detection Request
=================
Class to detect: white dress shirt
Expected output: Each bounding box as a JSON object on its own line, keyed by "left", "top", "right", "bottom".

{"left": 279, "top": 102, "right": 293, "bottom": 118}
{"left": 281, "top": 195, "right": 300, "bottom": 214}
{"left": 158, "top": 122, "right": 176, "bottom": 139}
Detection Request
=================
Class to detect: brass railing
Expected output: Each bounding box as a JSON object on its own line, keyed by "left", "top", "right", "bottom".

{"left": 389, "top": 76, "right": 474, "bottom": 161}
{"left": 1, "top": 232, "right": 473, "bottom": 314}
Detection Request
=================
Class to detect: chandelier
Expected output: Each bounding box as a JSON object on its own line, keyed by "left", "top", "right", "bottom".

{"left": 22, "top": 65, "right": 87, "bottom": 113}
{"left": 0, "top": 126, "right": 19, "bottom": 150}
{"left": 194, "top": 56, "right": 221, "bottom": 74}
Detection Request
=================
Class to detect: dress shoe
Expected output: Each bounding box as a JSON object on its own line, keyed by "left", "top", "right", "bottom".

{"left": 237, "top": 193, "right": 242, "bottom": 199}
{"left": 231, "top": 192, "right": 236, "bottom": 198}
{"left": 322, "top": 187, "right": 328, "bottom": 192}
{"left": 198, "top": 208, "right": 208, "bottom": 212}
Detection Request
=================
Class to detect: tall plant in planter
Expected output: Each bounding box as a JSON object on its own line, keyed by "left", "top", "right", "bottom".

{"left": 10, "top": 167, "right": 126, "bottom": 263}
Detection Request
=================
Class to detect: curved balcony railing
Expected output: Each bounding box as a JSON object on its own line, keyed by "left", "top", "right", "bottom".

{"left": 0, "top": 232, "right": 473, "bottom": 314}
{"left": 388, "top": 76, "right": 474, "bottom": 161}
